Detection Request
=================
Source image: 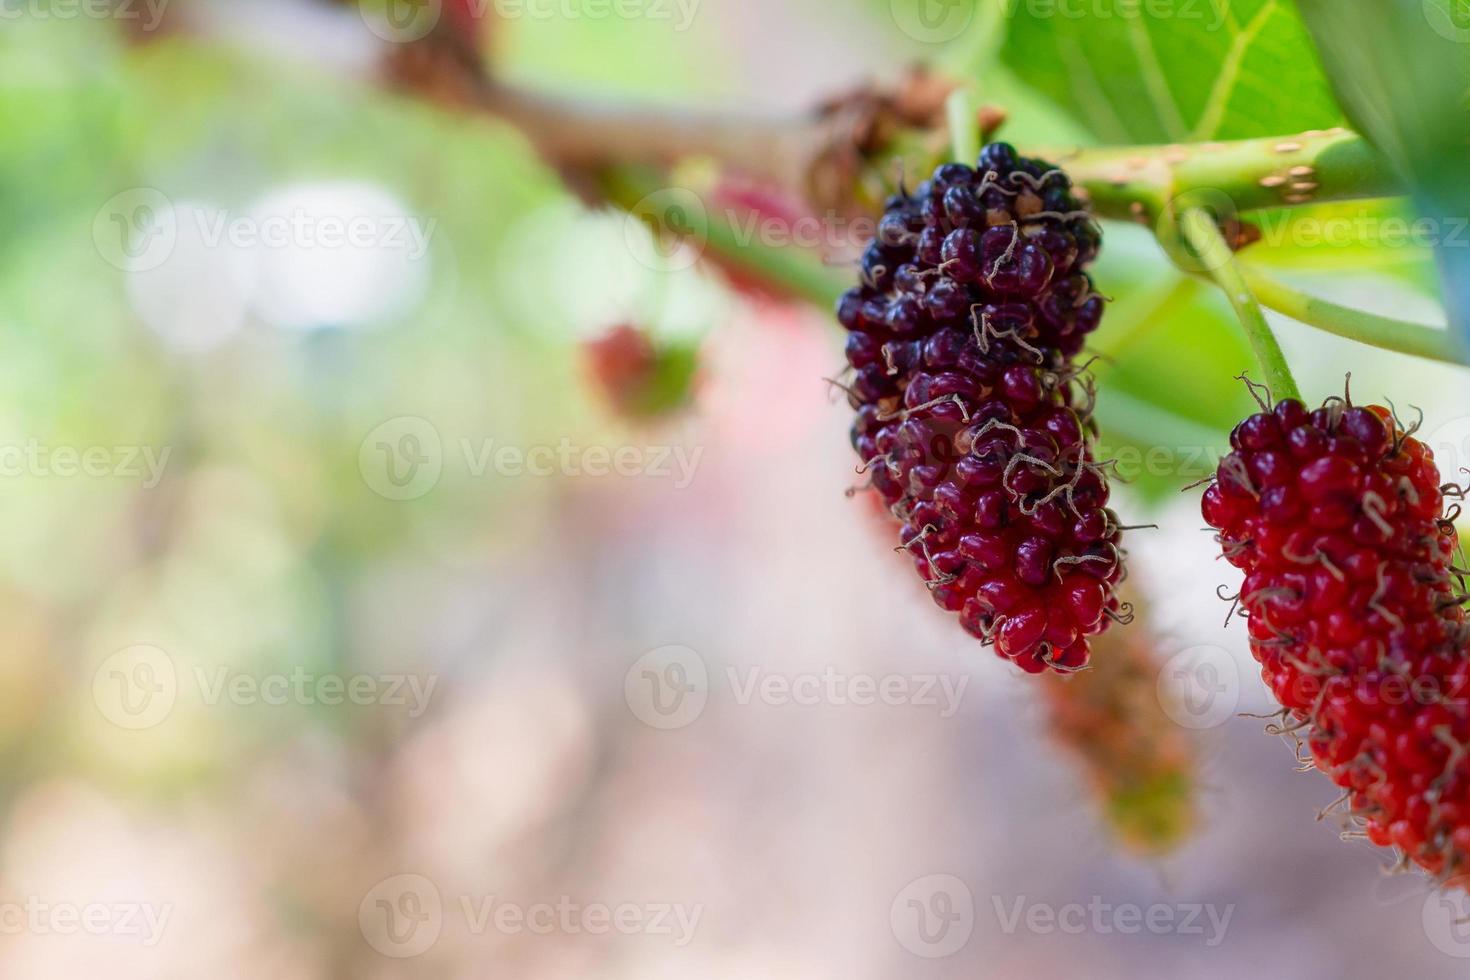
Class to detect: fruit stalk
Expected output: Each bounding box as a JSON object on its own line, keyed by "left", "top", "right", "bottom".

{"left": 1239, "top": 266, "right": 1464, "bottom": 366}
{"left": 1180, "top": 208, "right": 1301, "bottom": 403}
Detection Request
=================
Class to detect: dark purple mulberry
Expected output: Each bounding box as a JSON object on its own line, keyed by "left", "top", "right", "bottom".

{"left": 841, "top": 144, "right": 1124, "bottom": 674}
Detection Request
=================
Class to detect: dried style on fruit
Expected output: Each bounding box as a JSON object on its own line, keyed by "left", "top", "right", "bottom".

{"left": 840, "top": 143, "right": 1125, "bottom": 673}
{"left": 1204, "top": 393, "right": 1470, "bottom": 882}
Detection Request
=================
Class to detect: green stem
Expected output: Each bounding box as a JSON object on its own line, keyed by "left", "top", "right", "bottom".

{"left": 1179, "top": 208, "right": 1301, "bottom": 402}
{"left": 703, "top": 213, "right": 848, "bottom": 307}
{"left": 946, "top": 87, "right": 979, "bottom": 167}
{"left": 602, "top": 165, "right": 848, "bottom": 309}
{"left": 1052, "top": 129, "right": 1401, "bottom": 224}
{"left": 1239, "top": 265, "right": 1465, "bottom": 365}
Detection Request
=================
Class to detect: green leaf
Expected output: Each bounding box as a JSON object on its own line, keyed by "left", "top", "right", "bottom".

{"left": 1295, "top": 0, "right": 1470, "bottom": 351}
{"left": 999, "top": 0, "right": 1342, "bottom": 143}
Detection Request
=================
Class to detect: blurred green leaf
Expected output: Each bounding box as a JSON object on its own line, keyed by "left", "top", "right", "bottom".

{"left": 999, "top": 0, "right": 1341, "bottom": 143}
{"left": 1247, "top": 200, "right": 1436, "bottom": 273}
{"left": 966, "top": 62, "right": 1097, "bottom": 149}
{"left": 638, "top": 339, "right": 702, "bottom": 418}
{"left": 1295, "top": 0, "right": 1470, "bottom": 350}
{"left": 1087, "top": 227, "right": 1247, "bottom": 499}
{"left": 498, "top": 2, "right": 738, "bottom": 100}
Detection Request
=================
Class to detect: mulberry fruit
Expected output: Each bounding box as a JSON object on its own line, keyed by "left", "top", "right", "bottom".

{"left": 1203, "top": 393, "right": 1470, "bottom": 882}
{"left": 1041, "top": 594, "right": 1197, "bottom": 854}
{"left": 840, "top": 143, "right": 1124, "bottom": 673}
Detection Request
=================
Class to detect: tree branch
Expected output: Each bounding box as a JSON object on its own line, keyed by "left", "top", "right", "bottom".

{"left": 480, "top": 83, "right": 827, "bottom": 194}
{"left": 375, "top": 22, "right": 1402, "bottom": 229}
{"left": 1047, "top": 128, "right": 1402, "bottom": 225}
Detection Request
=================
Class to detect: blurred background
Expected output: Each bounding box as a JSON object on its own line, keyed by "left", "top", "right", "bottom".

{"left": 5, "top": 0, "right": 1470, "bottom": 977}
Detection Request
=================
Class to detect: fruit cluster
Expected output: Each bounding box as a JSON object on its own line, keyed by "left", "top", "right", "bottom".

{"left": 1204, "top": 396, "right": 1470, "bottom": 880}
{"left": 1042, "top": 599, "right": 1197, "bottom": 853}
{"left": 838, "top": 143, "right": 1124, "bottom": 673}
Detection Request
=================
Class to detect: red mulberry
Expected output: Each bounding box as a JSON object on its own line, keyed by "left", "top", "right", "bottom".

{"left": 841, "top": 144, "right": 1125, "bottom": 674}
{"left": 1203, "top": 394, "right": 1470, "bottom": 882}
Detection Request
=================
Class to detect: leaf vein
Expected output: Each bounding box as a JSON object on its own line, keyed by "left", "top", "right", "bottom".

{"left": 1125, "top": 16, "right": 1188, "bottom": 140}
{"left": 1190, "top": 0, "right": 1281, "bottom": 140}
